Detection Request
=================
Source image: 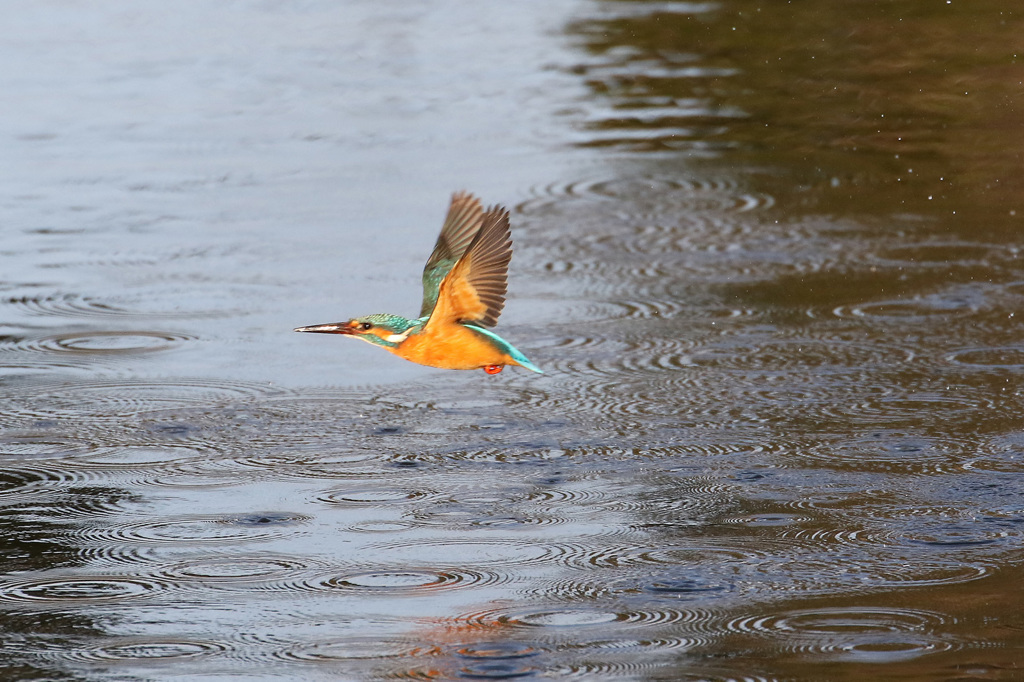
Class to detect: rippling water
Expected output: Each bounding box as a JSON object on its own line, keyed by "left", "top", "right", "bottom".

{"left": 3, "top": 0, "right": 1024, "bottom": 680}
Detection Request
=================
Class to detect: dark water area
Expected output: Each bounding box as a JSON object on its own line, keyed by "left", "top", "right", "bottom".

{"left": 2, "top": 1, "right": 1023, "bottom": 680}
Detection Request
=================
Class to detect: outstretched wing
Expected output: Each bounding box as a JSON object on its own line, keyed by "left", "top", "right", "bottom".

{"left": 423, "top": 205, "right": 511, "bottom": 329}
{"left": 419, "top": 191, "right": 485, "bottom": 319}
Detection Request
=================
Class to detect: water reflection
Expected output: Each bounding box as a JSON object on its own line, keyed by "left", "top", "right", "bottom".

{"left": 567, "top": 0, "right": 1024, "bottom": 221}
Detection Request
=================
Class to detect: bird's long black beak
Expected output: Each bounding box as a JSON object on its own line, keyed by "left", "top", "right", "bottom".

{"left": 293, "top": 322, "right": 355, "bottom": 335}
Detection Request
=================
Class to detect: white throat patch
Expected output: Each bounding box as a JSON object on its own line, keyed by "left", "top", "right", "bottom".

{"left": 384, "top": 329, "right": 413, "bottom": 344}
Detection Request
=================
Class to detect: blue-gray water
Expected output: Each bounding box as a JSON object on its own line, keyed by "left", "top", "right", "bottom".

{"left": 2, "top": 1, "right": 1023, "bottom": 680}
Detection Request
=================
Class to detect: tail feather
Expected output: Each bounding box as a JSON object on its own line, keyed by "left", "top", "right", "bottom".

{"left": 465, "top": 324, "right": 543, "bottom": 374}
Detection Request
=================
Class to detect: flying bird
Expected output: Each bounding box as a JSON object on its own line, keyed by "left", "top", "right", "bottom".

{"left": 294, "top": 192, "right": 541, "bottom": 375}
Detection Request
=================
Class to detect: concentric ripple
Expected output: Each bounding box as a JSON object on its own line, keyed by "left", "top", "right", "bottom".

{"left": 75, "top": 512, "right": 310, "bottom": 545}
{"left": 834, "top": 291, "right": 986, "bottom": 321}
{"left": 871, "top": 559, "right": 994, "bottom": 587}
{"left": 726, "top": 607, "right": 957, "bottom": 661}
{"left": 0, "top": 574, "right": 168, "bottom": 605}
{"left": 565, "top": 543, "right": 777, "bottom": 572}
{"left": 303, "top": 566, "right": 509, "bottom": 594}
{"left": 0, "top": 432, "right": 96, "bottom": 458}
{"left": 0, "top": 465, "right": 96, "bottom": 499}
{"left": 315, "top": 487, "right": 436, "bottom": 506}
{"left": 155, "top": 555, "right": 319, "bottom": 592}
{"left": 684, "top": 336, "right": 914, "bottom": 371}
{"left": 457, "top": 604, "right": 717, "bottom": 633}
{"left": 3, "top": 292, "right": 134, "bottom": 318}
{"left": 2, "top": 378, "right": 288, "bottom": 425}
{"left": 517, "top": 175, "right": 774, "bottom": 217}
{"left": 797, "top": 430, "right": 974, "bottom": 473}
{"left": 964, "top": 432, "right": 1024, "bottom": 472}
{"left": 767, "top": 551, "right": 994, "bottom": 591}
{"left": 58, "top": 638, "right": 230, "bottom": 663}
{"left": 279, "top": 637, "right": 440, "bottom": 662}
{"left": 946, "top": 346, "right": 1024, "bottom": 368}
{"left": 36, "top": 330, "right": 194, "bottom": 354}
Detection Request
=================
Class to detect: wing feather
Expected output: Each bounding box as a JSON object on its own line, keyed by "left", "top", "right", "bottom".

{"left": 424, "top": 205, "right": 512, "bottom": 329}
{"left": 419, "top": 192, "right": 484, "bottom": 319}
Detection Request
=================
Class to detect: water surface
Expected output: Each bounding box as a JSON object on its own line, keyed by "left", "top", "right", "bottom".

{"left": 2, "top": 1, "right": 1023, "bottom": 680}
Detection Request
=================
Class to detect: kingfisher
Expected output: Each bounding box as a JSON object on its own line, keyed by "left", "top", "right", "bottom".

{"left": 294, "top": 191, "right": 541, "bottom": 375}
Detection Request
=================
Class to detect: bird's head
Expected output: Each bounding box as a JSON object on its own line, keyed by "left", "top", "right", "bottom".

{"left": 294, "top": 313, "right": 418, "bottom": 348}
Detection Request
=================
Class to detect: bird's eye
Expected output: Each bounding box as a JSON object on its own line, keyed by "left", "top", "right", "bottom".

{"left": 359, "top": 322, "right": 373, "bottom": 331}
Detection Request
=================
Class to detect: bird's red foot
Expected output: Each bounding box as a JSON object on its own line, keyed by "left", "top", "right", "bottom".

{"left": 483, "top": 365, "right": 503, "bottom": 374}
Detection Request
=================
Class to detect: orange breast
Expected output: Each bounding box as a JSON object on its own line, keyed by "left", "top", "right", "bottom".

{"left": 390, "top": 323, "right": 514, "bottom": 370}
